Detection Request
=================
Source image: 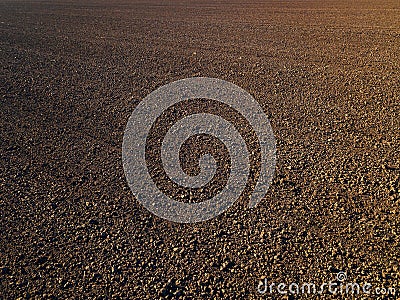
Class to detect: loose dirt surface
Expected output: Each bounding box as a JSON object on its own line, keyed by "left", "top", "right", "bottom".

{"left": 1, "top": 0, "right": 399, "bottom": 299}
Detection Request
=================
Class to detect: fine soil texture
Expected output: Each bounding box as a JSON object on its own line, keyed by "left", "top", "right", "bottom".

{"left": 1, "top": 0, "right": 399, "bottom": 299}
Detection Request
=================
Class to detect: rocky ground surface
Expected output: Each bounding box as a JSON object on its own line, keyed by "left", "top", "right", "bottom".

{"left": 1, "top": 0, "right": 399, "bottom": 299}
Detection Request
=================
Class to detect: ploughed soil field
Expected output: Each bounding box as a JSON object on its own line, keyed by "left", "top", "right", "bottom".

{"left": 1, "top": 0, "right": 399, "bottom": 299}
